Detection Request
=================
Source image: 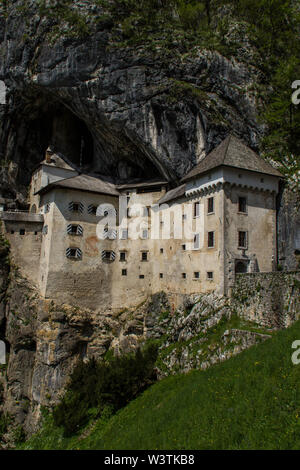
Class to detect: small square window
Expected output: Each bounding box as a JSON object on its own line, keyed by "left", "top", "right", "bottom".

{"left": 34, "top": 231, "right": 38, "bottom": 235}
{"left": 20, "top": 229, "right": 25, "bottom": 236}
{"left": 159, "top": 273, "right": 163, "bottom": 279}
{"left": 207, "top": 197, "right": 214, "bottom": 214}
{"left": 160, "top": 248, "right": 164, "bottom": 253}
{"left": 10, "top": 230, "right": 14, "bottom": 234}
{"left": 122, "top": 269, "right": 127, "bottom": 276}
{"left": 207, "top": 271, "right": 213, "bottom": 280}
{"left": 120, "top": 252, "right": 126, "bottom": 261}
{"left": 182, "top": 244, "right": 186, "bottom": 251}
{"left": 141, "top": 252, "right": 148, "bottom": 261}
{"left": 139, "top": 274, "right": 145, "bottom": 279}
{"left": 208, "top": 231, "right": 214, "bottom": 248}
{"left": 238, "top": 231, "right": 247, "bottom": 248}
{"left": 238, "top": 197, "right": 247, "bottom": 213}
{"left": 194, "top": 272, "right": 200, "bottom": 279}
{"left": 182, "top": 273, "right": 187, "bottom": 279}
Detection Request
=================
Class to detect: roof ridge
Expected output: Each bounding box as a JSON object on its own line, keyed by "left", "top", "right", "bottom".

{"left": 223, "top": 134, "right": 232, "bottom": 163}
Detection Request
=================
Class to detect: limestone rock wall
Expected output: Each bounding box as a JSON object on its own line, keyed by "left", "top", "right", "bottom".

{"left": 232, "top": 271, "right": 300, "bottom": 329}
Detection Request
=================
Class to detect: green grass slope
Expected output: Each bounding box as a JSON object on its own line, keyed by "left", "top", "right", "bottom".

{"left": 22, "top": 319, "right": 300, "bottom": 450}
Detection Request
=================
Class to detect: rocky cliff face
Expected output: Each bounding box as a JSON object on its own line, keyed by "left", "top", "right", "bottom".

{"left": 0, "top": 1, "right": 299, "bottom": 445}
{"left": 0, "top": 1, "right": 263, "bottom": 202}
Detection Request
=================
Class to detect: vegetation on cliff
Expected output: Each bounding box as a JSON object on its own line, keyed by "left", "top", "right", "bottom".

{"left": 52, "top": 343, "right": 158, "bottom": 437}
{"left": 6, "top": 0, "right": 299, "bottom": 188}
{"left": 20, "top": 317, "right": 300, "bottom": 450}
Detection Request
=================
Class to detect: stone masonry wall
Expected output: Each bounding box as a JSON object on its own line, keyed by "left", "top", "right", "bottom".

{"left": 232, "top": 271, "right": 300, "bottom": 329}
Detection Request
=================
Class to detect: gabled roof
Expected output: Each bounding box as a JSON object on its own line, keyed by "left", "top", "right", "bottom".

{"left": 36, "top": 174, "right": 120, "bottom": 197}
{"left": 157, "top": 184, "right": 186, "bottom": 205}
{"left": 181, "top": 135, "right": 283, "bottom": 182}
{"left": 41, "top": 154, "right": 77, "bottom": 172}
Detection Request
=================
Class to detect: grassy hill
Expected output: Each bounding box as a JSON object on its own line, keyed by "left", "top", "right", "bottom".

{"left": 21, "top": 319, "right": 300, "bottom": 450}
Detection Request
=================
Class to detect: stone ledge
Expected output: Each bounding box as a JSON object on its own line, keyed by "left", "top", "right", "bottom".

{"left": 0, "top": 212, "right": 44, "bottom": 223}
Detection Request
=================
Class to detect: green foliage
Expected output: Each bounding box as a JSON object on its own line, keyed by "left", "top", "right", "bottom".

{"left": 22, "top": 318, "right": 300, "bottom": 450}
{"left": 53, "top": 343, "right": 158, "bottom": 436}
{"left": 12, "top": 425, "right": 26, "bottom": 445}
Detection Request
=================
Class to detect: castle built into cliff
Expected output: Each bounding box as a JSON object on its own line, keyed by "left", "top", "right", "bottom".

{"left": 0, "top": 135, "right": 282, "bottom": 312}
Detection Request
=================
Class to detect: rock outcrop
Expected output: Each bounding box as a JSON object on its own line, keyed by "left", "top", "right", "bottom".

{"left": 0, "top": 0, "right": 299, "bottom": 445}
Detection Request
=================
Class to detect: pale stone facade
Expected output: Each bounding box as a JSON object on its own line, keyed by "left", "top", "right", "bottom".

{"left": 0, "top": 135, "right": 282, "bottom": 312}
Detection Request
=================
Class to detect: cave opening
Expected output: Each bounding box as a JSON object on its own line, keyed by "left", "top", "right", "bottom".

{"left": 26, "top": 104, "right": 94, "bottom": 169}
{"left": 11, "top": 92, "right": 169, "bottom": 192}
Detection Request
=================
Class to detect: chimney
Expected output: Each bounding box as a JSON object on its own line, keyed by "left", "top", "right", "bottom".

{"left": 45, "top": 146, "right": 53, "bottom": 163}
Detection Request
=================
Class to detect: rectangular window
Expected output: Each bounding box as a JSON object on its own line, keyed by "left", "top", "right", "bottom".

{"left": 194, "top": 233, "right": 200, "bottom": 249}
{"left": 122, "top": 269, "right": 127, "bottom": 276}
{"left": 182, "top": 244, "right": 186, "bottom": 251}
{"left": 141, "top": 252, "right": 148, "bottom": 261}
{"left": 182, "top": 273, "right": 187, "bottom": 279}
{"left": 160, "top": 248, "right": 164, "bottom": 253}
{"left": 139, "top": 274, "right": 145, "bottom": 279}
{"left": 238, "top": 197, "right": 247, "bottom": 213}
{"left": 20, "top": 229, "right": 25, "bottom": 236}
{"left": 144, "top": 206, "right": 151, "bottom": 217}
{"left": 208, "top": 231, "right": 214, "bottom": 248}
{"left": 207, "top": 197, "right": 214, "bottom": 214}
{"left": 120, "top": 229, "right": 128, "bottom": 240}
{"left": 160, "top": 273, "right": 163, "bottom": 279}
{"left": 44, "top": 203, "right": 50, "bottom": 214}
{"left": 238, "top": 231, "right": 247, "bottom": 248}
{"left": 194, "top": 272, "right": 200, "bottom": 279}
{"left": 120, "top": 252, "right": 126, "bottom": 261}
{"left": 207, "top": 271, "right": 213, "bottom": 280}
{"left": 142, "top": 229, "right": 148, "bottom": 239}
{"left": 10, "top": 230, "right": 14, "bottom": 234}
{"left": 194, "top": 201, "right": 200, "bottom": 217}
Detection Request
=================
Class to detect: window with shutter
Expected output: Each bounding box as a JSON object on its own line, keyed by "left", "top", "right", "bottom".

{"left": 66, "top": 247, "right": 82, "bottom": 260}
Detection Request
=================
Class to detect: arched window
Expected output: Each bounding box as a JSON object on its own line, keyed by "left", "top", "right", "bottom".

{"left": 67, "top": 224, "right": 83, "bottom": 236}
{"left": 101, "top": 250, "right": 116, "bottom": 262}
{"left": 66, "top": 247, "right": 82, "bottom": 260}
{"left": 68, "top": 202, "right": 84, "bottom": 213}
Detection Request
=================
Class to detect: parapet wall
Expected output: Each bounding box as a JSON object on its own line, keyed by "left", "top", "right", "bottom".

{"left": 232, "top": 271, "right": 300, "bottom": 329}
